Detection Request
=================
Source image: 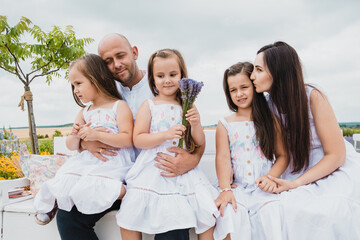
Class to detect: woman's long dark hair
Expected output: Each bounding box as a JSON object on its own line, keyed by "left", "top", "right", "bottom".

{"left": 70, "top": 53, "right": 122, "bottom": 107}
{"left": 147, "top": 49, "right": 197, "bottom": 153}
{"left": 257, "top": 41, "right": 310, "bottom": 173}
{"left": 223, "top": 62, "right": 276, "bottom": 160}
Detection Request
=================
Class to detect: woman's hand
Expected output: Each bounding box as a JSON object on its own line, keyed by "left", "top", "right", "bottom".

{"left": 267, "top": 175, "right": 299, "bottom": 193}
{"left": 215, "top": 190, "right": 237, "bottom": 217}
{"left": 185, "top": 105, "right": 201, "bottom": 127}
{"left": 255, "top": 175, "right": 277, "bottom": 193}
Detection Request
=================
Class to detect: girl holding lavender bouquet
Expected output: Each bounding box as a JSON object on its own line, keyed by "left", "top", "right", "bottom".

{"left": 117, "top": 49, "right": 218, "bottom": 240}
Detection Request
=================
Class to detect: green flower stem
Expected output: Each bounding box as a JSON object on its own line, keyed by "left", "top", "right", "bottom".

{"left": 178, "top": 100, "right": 192, "bottom": 149}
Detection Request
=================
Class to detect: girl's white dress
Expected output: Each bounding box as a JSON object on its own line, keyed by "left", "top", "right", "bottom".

{"left": 252, "top": 86, "right": 360, "bottom": 239}
{"left": 117, "top": 99, "right": 218, "bottom": 234}
{"left": 34, "top": 101, "right": 134, "bottom": 214}
{"left": 214, "top": 118, "right": 281, "bottom": 240}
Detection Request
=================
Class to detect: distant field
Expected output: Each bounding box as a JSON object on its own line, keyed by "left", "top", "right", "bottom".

{"left": 7, "top": 122, "right": 359, "bottom": 139}
{"left": 12, "top": 126, "right": 216, "bottom": 139}
{"left": 11, "top": 126, "right": 72, "bottom": 139}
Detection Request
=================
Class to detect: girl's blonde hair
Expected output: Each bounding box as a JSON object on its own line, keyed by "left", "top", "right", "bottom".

{"left": 147, "top": 49, "right": 196, "bottom": 153}
{"left": 147, "top": 49, "right": 187, "bottom": 103}
{"left": 70, "top": 53, "right": 122, "bottom": 107}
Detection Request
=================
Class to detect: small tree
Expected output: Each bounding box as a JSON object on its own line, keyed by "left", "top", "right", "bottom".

{"left": 0, "top": 16, "right": 93, "bottom": 154}
{"left": 52, "top": 130, "right": 63, "bottom": 138}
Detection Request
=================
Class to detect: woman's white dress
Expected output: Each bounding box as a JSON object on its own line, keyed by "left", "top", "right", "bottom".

{"left": 117, "top": 99, "right": 218, "bottom": 234}
{"left": 252, "top": 86, "right": 360, "bottom": 239}
{"left": 34, "top": 101, "right": 134, "bottom": 214}
{"left": 214, "top": 118, "right": 281, "bottom": 240}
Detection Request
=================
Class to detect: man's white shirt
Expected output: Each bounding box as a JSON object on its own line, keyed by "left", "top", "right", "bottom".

{"left": 115, "top": 71, "right": 153, "bottom": 159}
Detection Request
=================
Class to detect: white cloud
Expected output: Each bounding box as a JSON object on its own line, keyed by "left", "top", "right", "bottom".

{"left": 1, "top": 0, "right": 359, "bottom": 128}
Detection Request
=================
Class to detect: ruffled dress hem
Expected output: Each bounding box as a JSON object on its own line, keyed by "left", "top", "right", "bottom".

{"left": 117, "top": 185, "right": 217, "bottom": 234}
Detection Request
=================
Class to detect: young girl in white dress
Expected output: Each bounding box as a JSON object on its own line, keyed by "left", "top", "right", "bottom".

{"left": 214, "top": 62, "right": 288, "bottom": 240}
{"left": 117, "top": 49, "right": 218, "bottom": 239}
{"left": 34, "top": 54, "right": 134, "bottom": 224}
{"left": 250, "top": 41, "right": 360, "bottom": 239}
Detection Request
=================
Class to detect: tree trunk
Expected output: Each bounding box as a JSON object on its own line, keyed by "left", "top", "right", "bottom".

{"left": 24, "top": 86, "right": 39, "bottom": 154}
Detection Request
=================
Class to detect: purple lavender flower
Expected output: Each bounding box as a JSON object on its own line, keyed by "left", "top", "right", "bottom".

{"left": 177, "top": 78, "right": 204, "bottom": 149}
{"left": 178, "top": 78, "right": 189, "bottom": 92}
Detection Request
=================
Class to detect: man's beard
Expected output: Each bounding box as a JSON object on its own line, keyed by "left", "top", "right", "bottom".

{"left": 115, "top": 73, "right": 133, "bottom": 85}
{"left": 114, "top": 67, "right": 134, "bottom": 85}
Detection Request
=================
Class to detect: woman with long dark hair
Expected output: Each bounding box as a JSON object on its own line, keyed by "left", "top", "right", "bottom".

{"left": 250, "top": 41, "right": 360, "bottom": 239}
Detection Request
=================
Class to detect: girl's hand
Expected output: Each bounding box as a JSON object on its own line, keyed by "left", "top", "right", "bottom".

{"left": 255, "top": 175, "right": 277, "bottom": 193}
{"left": 267, "top": 175, "right": 299, "bottom": 193}
{"left": 70, "top": 123, "right": 83, "bottom": 136}
{"left": 215, "top": 190, "right": 237, "bottom": 217}
{"left": 185, "top": 105, "right": 201, "bottom": 127}
{"left": 78, "top": 123, "right": 97, "bottom": 141}
{"left": 164, "top": 124, "right": 186, "bottom": 140}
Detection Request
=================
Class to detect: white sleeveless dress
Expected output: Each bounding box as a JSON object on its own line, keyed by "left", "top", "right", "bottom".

{"left": 252, "top": 86, "right": 360, "bottom": 239}
{"left": 117, "top": 99, "right": 218, "bottom": 234}
{"left": 34, "top": 101, "right": 134, "bottom": 214}
{"left": 214, "top": 118, "right": 281, "bottom": 240}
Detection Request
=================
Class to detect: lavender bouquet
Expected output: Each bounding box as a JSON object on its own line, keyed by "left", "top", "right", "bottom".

{"left": 178, "top": 78, "right": 204, "bottom": 149}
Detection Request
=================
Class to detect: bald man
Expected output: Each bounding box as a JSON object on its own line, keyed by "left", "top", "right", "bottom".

{"left": 56, "top": 33, "right": 204, "bottom": 240}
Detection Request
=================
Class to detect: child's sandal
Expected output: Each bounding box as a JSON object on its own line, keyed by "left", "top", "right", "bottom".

{"left": 34, "top": 202, "right": 58, "bottom": 225}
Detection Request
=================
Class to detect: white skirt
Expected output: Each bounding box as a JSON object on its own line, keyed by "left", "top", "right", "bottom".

{"left": 251, "top": 139, "right": 360, "bottom": 240}
{"left": 34, "top": 148, "right": 134, "bottom": 214}
{"left": 116, "top": 144, "right": 219, "bottom": 234}
{"left": 214, "top": 185, "right": 282, "bottom": 240}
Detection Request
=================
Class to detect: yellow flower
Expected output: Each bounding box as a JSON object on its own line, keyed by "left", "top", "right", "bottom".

{"left": 40, "top": 151, "right": 51, "bottom": 155}
{"left": 0, "top": 155, "right": 24, "bottom": 180}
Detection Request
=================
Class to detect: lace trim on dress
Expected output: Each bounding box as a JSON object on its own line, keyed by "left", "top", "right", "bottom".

{"left": 130, "top": 186, "right": 195, "bottom": 196}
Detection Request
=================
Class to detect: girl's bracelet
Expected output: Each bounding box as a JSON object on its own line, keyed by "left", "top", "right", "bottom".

{"left": 219, "top": 188, "right": 232, "bottom": 193}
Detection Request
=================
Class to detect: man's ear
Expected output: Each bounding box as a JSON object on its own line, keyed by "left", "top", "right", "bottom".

{"left": 132, "top": 46, "right": 139, "bottom": 60}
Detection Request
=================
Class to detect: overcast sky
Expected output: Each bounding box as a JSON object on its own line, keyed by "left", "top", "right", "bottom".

{"left": 1, "top": 0, "right": 359, "bottom": 128}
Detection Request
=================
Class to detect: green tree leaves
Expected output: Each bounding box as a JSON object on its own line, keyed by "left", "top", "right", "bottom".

{"left": 0, "top": 15, "right": 94, "bottom": 153}
{"left": 0, "top": 15, "right": 94, "bottom": 86}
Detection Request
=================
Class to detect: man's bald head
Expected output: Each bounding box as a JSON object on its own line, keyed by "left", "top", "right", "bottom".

{"left": 97, "top": 33, "right": 140, "bottom": 88}
{"left": 98, "top": 33, "right": 132, "bottom": 56}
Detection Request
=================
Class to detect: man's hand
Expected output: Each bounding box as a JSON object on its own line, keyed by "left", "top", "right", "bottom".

{"left": 80, "top": 140, "right": 119, "bottom": 162}
{"left": 155, "top": 147, "right": 200, "bottom": 177}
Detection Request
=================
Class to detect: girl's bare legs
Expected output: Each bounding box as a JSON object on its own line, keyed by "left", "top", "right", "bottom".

{"left": 199, "top": 227, "right": 214, "bottom": 240}
{"left": 224, "top": 233, "right": 231, "bottom": 240}
{"left": 117, "top": 185, "right": 126, "bottom": 200}
{"left": 120, "top": 228, "right": 142, "bottom": 240}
